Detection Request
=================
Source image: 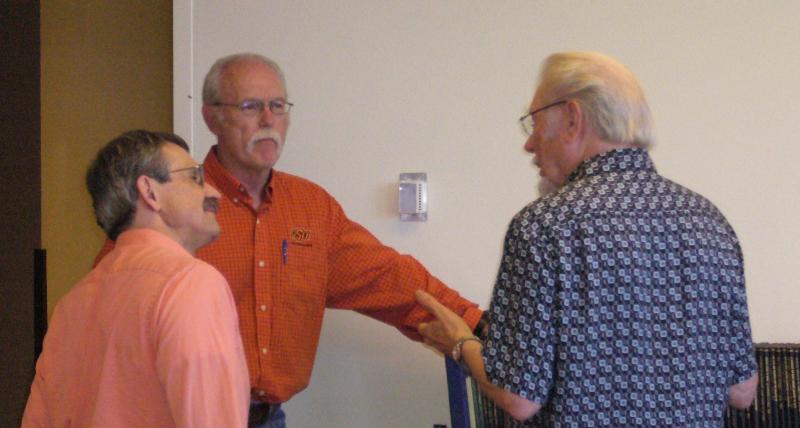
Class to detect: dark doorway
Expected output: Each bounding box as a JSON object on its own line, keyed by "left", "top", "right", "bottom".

{"left": 0, "top": 1, "right": 42, "bottom": 425}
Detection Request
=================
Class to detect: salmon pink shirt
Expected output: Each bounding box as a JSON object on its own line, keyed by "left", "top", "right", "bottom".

{"left": 23, "top": 229, "right": 249, "bottom": 427}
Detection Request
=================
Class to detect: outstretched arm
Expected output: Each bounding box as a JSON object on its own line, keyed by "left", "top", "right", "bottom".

{"left": 416, "top": 290, "right": 541, "bottom": 422}
{"left": 324, "top": 200, "right": 482, "bottom": 339}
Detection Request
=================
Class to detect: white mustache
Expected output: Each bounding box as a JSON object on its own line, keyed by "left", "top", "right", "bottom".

{"left": 247, "top": 129, "right": 283, "bottom": 151}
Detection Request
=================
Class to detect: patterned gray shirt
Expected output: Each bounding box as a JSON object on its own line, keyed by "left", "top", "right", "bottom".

{"left": 484, "top": 148, "right": 756, "bottom": 427}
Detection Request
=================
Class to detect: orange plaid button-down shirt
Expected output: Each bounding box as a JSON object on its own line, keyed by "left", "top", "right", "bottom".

{"left": 97, "top": 146, "right": 482, "bottom": 403}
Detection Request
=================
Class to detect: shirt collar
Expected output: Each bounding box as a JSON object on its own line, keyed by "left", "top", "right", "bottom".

{"left": 115, "top": 228, "right": 192, "bottom": 256}
{"left": 203, "top": 145, "right": 274, "bottom": 204}
{"left": 567, "top": 147, "right": 655, "bottom": 184}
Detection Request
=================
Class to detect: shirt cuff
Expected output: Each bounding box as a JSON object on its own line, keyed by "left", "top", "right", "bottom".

{"left": 462, "top": 307, "right": 484, "bottom": 332}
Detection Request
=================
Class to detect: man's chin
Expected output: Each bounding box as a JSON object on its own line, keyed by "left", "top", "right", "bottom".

{"left": 241, "top": 155, "right": 278, "bottom": 173}
{"left": 248, "top": 149, "right": 281, "bottom": 171}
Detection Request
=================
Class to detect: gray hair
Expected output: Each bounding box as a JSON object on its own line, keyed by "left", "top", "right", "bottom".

{"left": 86, "top": 130, "right": 189, "bottom": 240}
{"left": 202, "top": 53, "right": 286, "bottom": 104}
{"left": 538, "top": 51, "right": 654, "bottom": 148}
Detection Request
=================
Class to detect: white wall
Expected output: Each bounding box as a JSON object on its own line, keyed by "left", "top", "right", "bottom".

{"left": 175, "top": 1, "right": 800, "bottom": 426}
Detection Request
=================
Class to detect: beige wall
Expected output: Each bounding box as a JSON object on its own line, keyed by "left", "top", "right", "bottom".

{"left": 41, "top": 1, "right": 172, "bottom": 314}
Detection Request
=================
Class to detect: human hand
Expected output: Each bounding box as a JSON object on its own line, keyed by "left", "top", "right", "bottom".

{"left": 415, "top": 289, "right": 474, "bottom": 355}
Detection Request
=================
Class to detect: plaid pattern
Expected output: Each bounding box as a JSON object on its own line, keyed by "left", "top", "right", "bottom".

{"left": 99, "top": 146, "right": 481, "bottom": 403}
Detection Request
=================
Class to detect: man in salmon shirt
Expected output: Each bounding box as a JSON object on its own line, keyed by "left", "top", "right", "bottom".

{"left": 24, "top": 130, "right": 250, "bottom": 427}
{"left": 95, "top": 54, "right": 486, "bottom": 427}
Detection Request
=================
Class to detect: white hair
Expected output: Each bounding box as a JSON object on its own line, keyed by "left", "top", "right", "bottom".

{"left": 202, "top": 53, "right": 286, "bottom": 105}
{"left": 538, "top": 51, "right": 654, "bottom": 148}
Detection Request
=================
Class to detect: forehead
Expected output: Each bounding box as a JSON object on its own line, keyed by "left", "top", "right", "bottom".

{"left": 530, "top": 85, "right": 548, "bottom": 109}
{"left": 219, "top": 60, "right": 286, "bottom": 100}
{"left": 161, "top": 142, "right": 194, "bottom": 167}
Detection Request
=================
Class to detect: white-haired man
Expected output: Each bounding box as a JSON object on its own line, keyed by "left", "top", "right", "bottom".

{"left": 417, "top": 51, "right": 758, "bottom": 426}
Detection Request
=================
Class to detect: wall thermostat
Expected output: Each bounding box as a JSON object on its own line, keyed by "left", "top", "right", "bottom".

{"left": 398, "top": 172, "right": 427, "bottom": 221}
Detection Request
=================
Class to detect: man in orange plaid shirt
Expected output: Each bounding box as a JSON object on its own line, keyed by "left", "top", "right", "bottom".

{"left": 97, "top": 53, "right": 484, "bottom": 427}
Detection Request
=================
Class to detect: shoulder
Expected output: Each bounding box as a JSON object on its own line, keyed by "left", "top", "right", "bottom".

{"left": 507, "top": 188, "right": 573, "bottom": 237}
{"left": 661, "top": 177, "right": 724, "bottom": 211}
{"left": 155, "top": 259, "right": 234, "bottom": 322}
{"left": 169, "top": 258, "right": 230, "bottom": 296}
{"left": 119, "top": 244, "right": 206, "bottom": 277}
{"left": 107, "top": 243, "right": 229, "bottom": 293}
{"left": 272, "top": 170, "right": 346, "bottom": 216}
{"left": 182, "top": 258, "right": 228, "bottom": 283}
{"left": 522, "top": 171, "right": 730, "bottom": 224}
{"left": 657, "top": 176, "right": 736, "bottom": 231}
{"left": 273, "top": 170, "right": 332, "bottom": 196}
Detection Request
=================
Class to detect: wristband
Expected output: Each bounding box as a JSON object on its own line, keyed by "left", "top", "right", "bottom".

{"left": 451, "top": 336, "right": 483, "bottom": 376}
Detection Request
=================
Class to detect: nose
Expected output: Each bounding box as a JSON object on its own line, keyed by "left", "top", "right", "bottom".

{"left": 258, "top": 105, "right": 275, "bottom": 128}
{"left": 204, "top": 182, "right": 222, "bottom": 199}
{"left": 523, "top": 133, "right": 537, "bottom": 153}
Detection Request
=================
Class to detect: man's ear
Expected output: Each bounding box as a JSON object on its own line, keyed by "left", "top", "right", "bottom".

{"left": 562, "top": 100, "right": 585, "bottom": 143}
{"left": 202, "top": 104, "right": 221, "bottom": 135}
{"left": 136, "top": 175, "right": 161, "bottom": 212}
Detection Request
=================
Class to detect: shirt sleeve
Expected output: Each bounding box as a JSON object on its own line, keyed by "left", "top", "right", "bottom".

{"left": 153, "top": 263, "right": 250, "bottom": 428}
{"left": 483, "top": 215, "right": 557, "bottom": 403}
{"left": 725, "top": 230, "right": 757, "bottom": 384}
{"left": 324, "top": 197, "right": 482, "bottom": 340}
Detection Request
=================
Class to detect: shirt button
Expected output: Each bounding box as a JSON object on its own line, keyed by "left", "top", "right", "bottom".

{"left": 258, "top": 390, "right": 265, "bottom": 397}
{"left": 260, "top": 304, "right": 267, "bottom": 312}
{"left": 261, "top": 347, "right": 268, "bottom": 354}
{"left": 258, "top": 260, "right": 265, "bottom": 268}
{"left": 256, "top": 219, "right": 260, "bottom": 225}
{"left": 233, "top": 197, "right": 239, "bottom": 204}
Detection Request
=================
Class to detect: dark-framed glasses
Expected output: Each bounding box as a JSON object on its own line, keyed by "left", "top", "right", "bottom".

{"left": 518, "top": 99, "right": 568, "bottom": 136}
{"left": 169, "top": 164, "right": 205, "bottom": 186}
{"left": 212, "top": 98, "right": 293, "bottom": 117}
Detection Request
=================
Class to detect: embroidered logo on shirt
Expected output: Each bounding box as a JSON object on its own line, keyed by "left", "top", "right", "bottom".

{"left": 290, "top": 227, "right": 311, "bottom": 245}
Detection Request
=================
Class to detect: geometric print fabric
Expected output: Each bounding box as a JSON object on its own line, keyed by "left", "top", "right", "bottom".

{"left": 484, "top": 148, "right": 756, "bottom": 427}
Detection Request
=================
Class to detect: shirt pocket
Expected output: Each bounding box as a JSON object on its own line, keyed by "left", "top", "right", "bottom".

{"left": 280, "top": 241, "right": 327, "bottom": 318}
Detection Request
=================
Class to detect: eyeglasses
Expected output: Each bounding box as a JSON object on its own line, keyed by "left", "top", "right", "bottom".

{"left": 212, "top": 98, "right": 293, "bottom": 117}
{"left": 169, "top": 164, "right": 205, "bottom": 186}
{"left": 518, "top": 99, "right": 568, "bottom": 136}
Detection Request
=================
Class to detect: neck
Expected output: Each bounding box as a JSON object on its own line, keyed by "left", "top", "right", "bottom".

{"left": 129, "top": 217, "right": 196, "bottom": 255}
{"left": 581, "top": 135, "right": 638, "bottom": 163}
{"left": 233, "top": 167, "right": 271, "bottom": 201}
{"left": 560, "top": 136, "right": 638, "bottom": 185}
{"left": 216, "top": 150, "right": 272, "bottom": 208}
